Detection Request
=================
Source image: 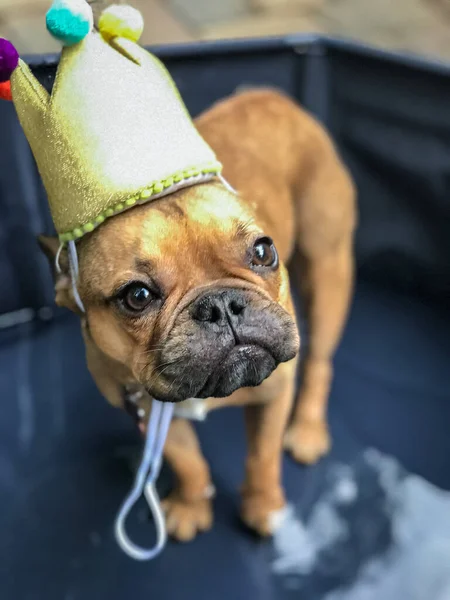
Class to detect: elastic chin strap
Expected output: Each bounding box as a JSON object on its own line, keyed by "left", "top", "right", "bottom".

{"left": 218, "top": 173, "right": 237, "bottom": 195}
{"left": 67, "top": 241, "right": 85, "bottom": 313}
{"left": 61, "top": 240, "right": 173, "bottom": 561}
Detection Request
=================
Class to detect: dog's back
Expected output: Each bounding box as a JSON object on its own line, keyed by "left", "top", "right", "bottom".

{"left": 195, "top": 88, "right": 355, "bottom": 264}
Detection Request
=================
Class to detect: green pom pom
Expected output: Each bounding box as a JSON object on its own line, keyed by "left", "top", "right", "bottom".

{"left": 46, "top": 0, "right": 93, "bottom": 46}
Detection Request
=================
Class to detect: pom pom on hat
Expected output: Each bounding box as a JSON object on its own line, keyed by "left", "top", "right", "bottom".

{"left": 0, "top": 81, "right": 12, "bottom": 101}
{"left": 46, "top": 0, "right": 94, "bottom": 47}
{"left": 0, "top": 38, "right": 19, "bottom": 83}
{"left": 99, "top": 4, "right": 144, "bottom": 43}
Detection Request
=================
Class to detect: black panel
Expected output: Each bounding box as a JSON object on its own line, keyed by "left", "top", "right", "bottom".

{"left": 0, "top": 101, "right": 55, "bottom": 313}
{"left": 158, "top": 39, "right": 307, "bottom": 116}
{"left": 325, "top": 46, "right": 450, "bottom": 300}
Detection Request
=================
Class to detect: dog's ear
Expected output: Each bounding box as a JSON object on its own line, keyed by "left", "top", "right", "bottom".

{"left": 38, "top": 235, "right": 81, "bottom": 314}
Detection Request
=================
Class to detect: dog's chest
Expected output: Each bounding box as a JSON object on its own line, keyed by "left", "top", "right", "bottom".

{"left": 172, "top": 397, "right": 208, "bottom": 421}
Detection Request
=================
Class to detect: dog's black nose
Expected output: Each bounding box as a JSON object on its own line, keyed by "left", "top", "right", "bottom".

{"left": 190, "top": 290, "right": 247, "bottom": 325}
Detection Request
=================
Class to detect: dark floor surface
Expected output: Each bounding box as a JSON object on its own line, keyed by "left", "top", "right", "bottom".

{"left": 1, "top": 278, "right": 449, "bottom": 600}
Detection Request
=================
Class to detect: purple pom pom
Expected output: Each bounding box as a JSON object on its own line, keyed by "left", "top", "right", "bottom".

{"left": 0, "top": 38, "right": 19, "bottom": 83}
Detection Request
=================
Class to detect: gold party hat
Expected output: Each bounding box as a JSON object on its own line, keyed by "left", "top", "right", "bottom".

{"left": 1, "top": 1, "right": 222, "bottom": 242}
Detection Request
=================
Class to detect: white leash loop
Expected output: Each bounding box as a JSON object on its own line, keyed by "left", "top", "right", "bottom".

{"left": 114, "top": 399, "right": 174, "bottom": 561}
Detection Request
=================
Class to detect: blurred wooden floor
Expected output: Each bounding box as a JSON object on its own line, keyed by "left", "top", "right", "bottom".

{"left": 1, "top": 0, "right": 450, "bottom": 62}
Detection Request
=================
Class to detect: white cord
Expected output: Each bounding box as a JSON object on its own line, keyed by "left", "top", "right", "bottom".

{"left": 115, "top": 400, "right": 174, "bottom": 560}
{"left": 219, "top": 174, "right": 237, "bottom": 195}
{"left": 55, "top": 243, "right": 63, "bottom": 275}
{"left": 67, "top": 240, "right": 86, "bottom": 313}
{"left": 65, "top": 239, "right": 174, "bottom": 561}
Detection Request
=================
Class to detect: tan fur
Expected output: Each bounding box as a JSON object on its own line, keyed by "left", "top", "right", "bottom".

{"left": 39, "top": 89, "right": 356, "bottom": 542}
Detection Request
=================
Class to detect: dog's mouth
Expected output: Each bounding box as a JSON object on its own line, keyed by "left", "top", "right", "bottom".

{"left": 195, "top": 343, "right": 276, "bottom": 399}
{"left": 125, "top": 343, "right": 277, "bottom": 410}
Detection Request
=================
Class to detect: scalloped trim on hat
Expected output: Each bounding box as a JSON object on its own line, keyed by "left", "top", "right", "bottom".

{"left": 58, "top": 162, "right": 223, "bottom": 242}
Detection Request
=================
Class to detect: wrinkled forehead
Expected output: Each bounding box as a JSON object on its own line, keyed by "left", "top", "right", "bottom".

{"left": 78, "top": 183, "right": 255, "bottom": 281}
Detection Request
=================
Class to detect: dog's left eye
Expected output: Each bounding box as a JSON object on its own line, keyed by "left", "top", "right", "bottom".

{"left": 119, "top": 283, "right": 155, "bottom": 313}
{"left": 251, "top": 237, "right": 278, "bottom": 269}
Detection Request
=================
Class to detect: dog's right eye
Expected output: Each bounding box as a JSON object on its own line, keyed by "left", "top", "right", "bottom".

{"left": 118, "top": 283, "right": 155, "bottom": 313}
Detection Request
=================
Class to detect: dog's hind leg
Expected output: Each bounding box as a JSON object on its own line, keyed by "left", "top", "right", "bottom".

{"left": 285, "top": 152, "right": 356, "bottom": 464}
{"left": 162, "top": 418, "right": 214, "bottom": 542}
{"left": 285, "top": 240, "right": 354, "bottom": 464}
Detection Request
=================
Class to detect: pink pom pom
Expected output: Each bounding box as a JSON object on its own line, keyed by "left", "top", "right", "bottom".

{"left": 0, "top": 38, "right": 19, "bottom": 83}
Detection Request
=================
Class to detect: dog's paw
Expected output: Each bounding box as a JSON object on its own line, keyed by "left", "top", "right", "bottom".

{"left": 162, "top": 492, "right": 213, "bottom": 542}
{"left": 241, "top": 489, "right": 285, "bottom": 537}
{"left": 284, "top": 419, "right": 331, "bottom": 465}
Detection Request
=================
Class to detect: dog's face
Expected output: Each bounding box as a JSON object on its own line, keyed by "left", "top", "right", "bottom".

{"left": 46, "top": 182, "right": 299, "bottom": 402}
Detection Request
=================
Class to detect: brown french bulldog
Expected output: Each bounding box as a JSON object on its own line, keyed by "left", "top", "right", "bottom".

{"left": 39, "top": 88, "right": 356, "bottom": 542}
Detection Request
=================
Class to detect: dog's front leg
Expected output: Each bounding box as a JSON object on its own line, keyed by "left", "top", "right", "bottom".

{"left": 241, "top": 360, "right": 295, "bottom": 536}
{"left": 162, "top": 418, "right": 214, "bottom": 542}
